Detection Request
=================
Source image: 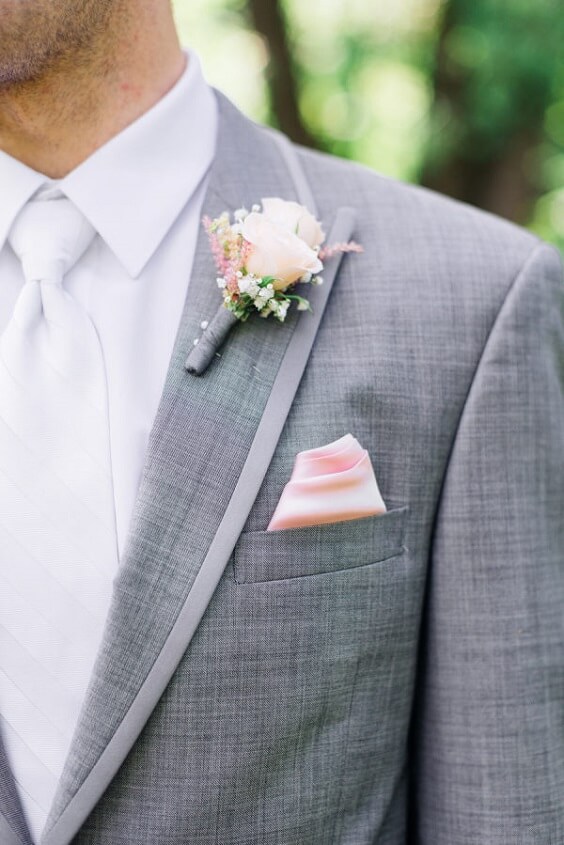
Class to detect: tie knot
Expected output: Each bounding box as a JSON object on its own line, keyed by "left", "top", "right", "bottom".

{"left": 8, "top": 195, "right": 96, "bottom": 285}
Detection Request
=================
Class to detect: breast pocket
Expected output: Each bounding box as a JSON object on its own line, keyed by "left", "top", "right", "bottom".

{"left": 232, "top": 503, "right": 408, "bottom": 584}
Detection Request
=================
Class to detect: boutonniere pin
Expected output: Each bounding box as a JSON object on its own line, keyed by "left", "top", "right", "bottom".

{"left": 185, "top": 198, "right": 361, "bottom": 375}
{"left": 204, "top": 197, "right": 362, "bottom": 323}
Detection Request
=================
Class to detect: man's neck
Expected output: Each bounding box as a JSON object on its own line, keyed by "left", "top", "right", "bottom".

{"left": 0, "top": 9, "right": 186, "bottom": 179}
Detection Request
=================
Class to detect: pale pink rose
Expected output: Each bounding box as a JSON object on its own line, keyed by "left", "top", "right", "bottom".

{"left": 242, "top": 212, "right": 323, "bottom": 288}
{"left": 261, "top": 198, "right": 326, "bottom": 249}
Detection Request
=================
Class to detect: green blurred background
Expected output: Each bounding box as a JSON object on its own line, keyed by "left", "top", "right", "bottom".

{"left": 172, "top": 0, "right": 564, "bottom": 251}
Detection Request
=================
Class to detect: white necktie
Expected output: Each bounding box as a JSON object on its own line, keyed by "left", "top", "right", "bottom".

{"left": 0, "top": 195, "right": 119, "bottom": 842}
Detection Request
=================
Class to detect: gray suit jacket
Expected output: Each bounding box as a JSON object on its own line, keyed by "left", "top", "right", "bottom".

{"left": 1, "top": 91, "right": 563, "bottom": 845}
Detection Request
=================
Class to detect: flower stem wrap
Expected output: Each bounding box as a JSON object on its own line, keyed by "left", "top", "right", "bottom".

{"left": 184, "top": 307, "right": 239, "bottom": 376}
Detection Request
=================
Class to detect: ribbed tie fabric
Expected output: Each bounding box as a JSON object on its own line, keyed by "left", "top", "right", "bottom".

{"left": 0, "top": 195, "right": 119, "bottom": 842}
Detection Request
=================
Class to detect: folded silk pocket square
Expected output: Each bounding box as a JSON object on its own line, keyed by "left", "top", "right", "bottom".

{"left": 267, "top": 433, "right": 387, "bottom": 531}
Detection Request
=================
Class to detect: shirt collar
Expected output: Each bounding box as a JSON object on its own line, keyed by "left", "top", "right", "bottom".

{"left": 0, "top": 50, "right": 218, "bottom": 278}
{"left": 0, "top": 154, "right": 45, "bottom": 252}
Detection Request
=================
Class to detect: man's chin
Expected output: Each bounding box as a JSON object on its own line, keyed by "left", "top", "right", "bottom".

{"left": 0, "top": 0, "right": 117, "bottom": 89}
{"left": 0, "top": 54, "right": 52, "bottom": 88}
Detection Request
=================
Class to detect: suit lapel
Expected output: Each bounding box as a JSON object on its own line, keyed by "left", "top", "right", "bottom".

{"left": 41, "top": 93, "right": 356, "bottom": 845}
{"left": 0, "top": 729, "right": 32, "bottom": 845}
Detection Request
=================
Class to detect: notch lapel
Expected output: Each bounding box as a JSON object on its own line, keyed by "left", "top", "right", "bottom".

{"left": 41, "top": 93, "right": 357, "bottom": 845}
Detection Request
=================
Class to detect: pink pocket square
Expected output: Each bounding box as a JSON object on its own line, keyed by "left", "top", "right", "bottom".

{"left": 267, "top": 434, "right": 386, "bottom": 531}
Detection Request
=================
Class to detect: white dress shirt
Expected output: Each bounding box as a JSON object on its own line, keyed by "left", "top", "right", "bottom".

{"left": 0, "top": 51, "right": 218, "bottom": 557}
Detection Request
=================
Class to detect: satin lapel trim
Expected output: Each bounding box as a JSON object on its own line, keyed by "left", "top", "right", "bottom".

{"left": 42, "top": 206, "right": 356, "bottom": 845}
{"left": 42, "top": 93, "right": 357, "bottom": 845}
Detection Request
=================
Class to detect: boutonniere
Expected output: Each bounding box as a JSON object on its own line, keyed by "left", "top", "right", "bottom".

{"left": 203, "top": 197, "right": 362, "bottom": 323}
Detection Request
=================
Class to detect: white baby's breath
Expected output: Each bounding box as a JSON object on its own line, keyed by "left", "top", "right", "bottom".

{"left": 203, "top": 196, "right": 361, "bottom": 326}
{"left": 277, "top": 301, "right": 290, "bottom": 321}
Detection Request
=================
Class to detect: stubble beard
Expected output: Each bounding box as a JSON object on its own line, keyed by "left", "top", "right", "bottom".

{"left": 0, "top": 0, "right": 119, "bottom": 88}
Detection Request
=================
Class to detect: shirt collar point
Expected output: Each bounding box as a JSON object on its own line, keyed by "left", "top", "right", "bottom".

{"left": 108, "top": 243, "right": 152, "bottom": 279}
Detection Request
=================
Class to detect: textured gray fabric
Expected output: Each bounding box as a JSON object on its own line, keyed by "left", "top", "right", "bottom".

{"left": 268, "top": 126, "right": 319, "bottom": 215}
{"left": 1, "top": 89, "right": 561, "bottom": 845}
{"left": 41, "top": 204, "right": 357, "bottom": 845}
{"left": 0, "top": 816, "right": 27, "bottom": 845}
{"left": 0, "top": 728, "right": 31, "bottom": 844}
{"left": 414, "top": 242, "right": 564, "bottom": 844}
{"left": 233, "top": 503, "right": 408, "bottom": 583}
